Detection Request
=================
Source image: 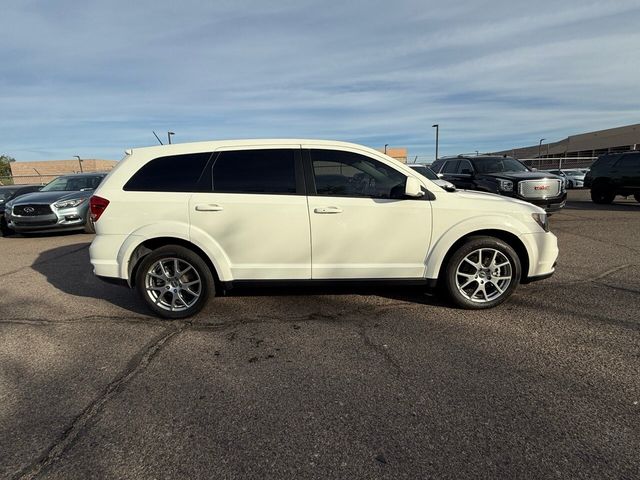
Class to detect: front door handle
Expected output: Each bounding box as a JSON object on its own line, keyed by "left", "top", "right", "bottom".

{"left": 195, "top": 204, "right": 223, "bottom": 212}
{"left": 314, "top": 206, "right": 343, "bottom": 214}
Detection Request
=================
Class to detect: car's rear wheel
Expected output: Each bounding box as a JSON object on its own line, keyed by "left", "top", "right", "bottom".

{"left": 83, "top": 210, "right": 95, "bottom": 233}
{"left": 591, "top": 183, "right": 615, "bottom": 204}
{"left": 443, "top": 237, "right": 521, "bottom": 309}
{"left": 135, "top": 245, "right": 215, "bottom": 319}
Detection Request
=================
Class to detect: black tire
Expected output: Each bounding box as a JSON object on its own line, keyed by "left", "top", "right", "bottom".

{"left": 567, "top": 180, "right": 574, "bottom": 189}
{"left": 590, "top": 183, "right": 615, "bottom": 204}
{"left": 0, "top": 216, "right": 14, "bottom": 237}
{"left": 135, "top": 245, "right": 215, "bottom": 319}
{"left": 83, "top": 209, "right": 96, "bottom": 234}
{"left": 443, "top": 236, "right": 521, "bottom": 309}
{"left": 634, "top": 193, "right": 640, "bottom": 203}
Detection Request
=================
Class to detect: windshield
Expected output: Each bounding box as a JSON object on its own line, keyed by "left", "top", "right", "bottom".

{"left": 474, "top": 157, "right": 529, "bottom": 174}
{"left": 410, "top": 165, "right": 439, "bottom": 180}
{"left": 0, "top": 189, "right": 18, "bottom": 201}
{"left": 41, "top": 175, "right": 103, "bottom": 192}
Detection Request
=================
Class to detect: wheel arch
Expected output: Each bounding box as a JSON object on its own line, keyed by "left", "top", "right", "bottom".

{"left": 427, "top": 228, "right": 530, "bottom": 283}
{"left": 127, "top": 237, "right": 222, "bottom": 288}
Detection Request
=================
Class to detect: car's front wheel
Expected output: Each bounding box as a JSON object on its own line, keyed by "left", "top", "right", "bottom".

{"left": 443, "top": 237, "right": 521, "bottom": 309}
{"left": 135, "top": 245, "right": 215, "bottom": 319}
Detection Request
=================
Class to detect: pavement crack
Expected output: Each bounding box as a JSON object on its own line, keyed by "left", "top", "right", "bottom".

{"left": 13, "top": 321, "right": 189, "bottom": 480}
{"left": 357, "top": 322, "right": 405, "bottom": 377}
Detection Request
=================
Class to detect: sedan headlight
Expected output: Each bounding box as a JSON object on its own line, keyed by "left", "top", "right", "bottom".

{"left": 531, "top": 212, "right": 549, "bottom": 232}
{"left": 498, "top": 179, "right": 514, "bottom": 192}
{"left": 53, "top": 198, "right": 86, "bottom": 209}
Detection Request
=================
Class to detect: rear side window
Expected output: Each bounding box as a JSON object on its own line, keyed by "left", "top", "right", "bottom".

{"left": 442, "top": 160, "right": 459, "bottom": 174}
{"left": 212, "top": 149, "right": 297, "bottom": 194}
{"left": 124, "top": 153, "right": 212, "bottom": 192}
{"left": 615, "top": 153, "right": 639, "bottom": 168}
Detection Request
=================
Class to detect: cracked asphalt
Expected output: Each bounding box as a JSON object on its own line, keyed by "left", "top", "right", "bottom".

{"left": 1, "top": 190, "right": 639, "bottom": 479}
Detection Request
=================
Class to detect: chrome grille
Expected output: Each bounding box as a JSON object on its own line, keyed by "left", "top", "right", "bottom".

{"left": 518, "top": 179, "right": 562, "bottom": 199}
{"left": 13, "top": 204, "right": 53, "bottom": 216}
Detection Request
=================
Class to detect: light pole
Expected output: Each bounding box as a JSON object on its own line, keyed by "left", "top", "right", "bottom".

{"left": 384, "top": 144, "right": 389, "bottom": 154}
{"left": 475, "top": 150, "right": 479, "bottom": 156}
{"left": 74, "top": 155, "right": 83, "bottom": 173}
{"left": 432, "top": 124, "right": 439, "bottom": 160}
{"left": 538, "top": 138, "right": 545, "bottom": 158}
{"left": 167, "top": 131, "right": 175, "bottom": 144}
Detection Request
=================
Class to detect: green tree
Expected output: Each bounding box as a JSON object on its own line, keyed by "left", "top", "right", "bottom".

{"left": 0, "top": 155, "right": 16, "bottom": 184}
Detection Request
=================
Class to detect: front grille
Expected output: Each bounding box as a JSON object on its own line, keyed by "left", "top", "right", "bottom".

{"left": 518, "top": 179, "right": 562, "bottom": 199}
{"left": 13, "top": 204, "right": 53, "bottom": 216}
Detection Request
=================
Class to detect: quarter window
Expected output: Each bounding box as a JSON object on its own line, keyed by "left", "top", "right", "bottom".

{"left": 310, "top": 149, "right": 406, "bottom": 199}
{"left": 457, "top": 160, "right": 474, "bottom": 174}
{"left": 124, "top": 153, "right": 212, "bottom": 192}
{"left": 212, "top": 149, "right": 297, "bottom": 194}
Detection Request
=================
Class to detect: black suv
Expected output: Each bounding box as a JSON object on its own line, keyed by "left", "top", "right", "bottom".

{"left": 431, "top": 155, "right": 566, "bottom": 212}
{"left": 0, "top": 184, "right": 42, "bottom": 236}
{"left": 584, "top": 151, "right": 640, "bottom": 204}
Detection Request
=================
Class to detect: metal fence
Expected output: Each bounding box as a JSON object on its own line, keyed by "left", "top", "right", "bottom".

{"left": 404, "top": 156, "right": 596, "bottom": 171}
{"left": 0, "top": 174, "right": 59, "bottom": 186}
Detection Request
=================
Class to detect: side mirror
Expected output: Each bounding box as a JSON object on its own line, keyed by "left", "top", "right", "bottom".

{"left": 530, "top": 167, "right": 538, "bottom": 172}
{"left": 437, "top": 173, "right": 444, "bottom": 178}
{"left": 405, "top": 176, "right": 424, "bottom": 198}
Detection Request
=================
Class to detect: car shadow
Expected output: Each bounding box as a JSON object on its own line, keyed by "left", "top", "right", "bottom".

{"left": 563, "top": 199, "right": 639, "bottom": 212}
{"left": 32, "top": 242, "right": 149, "bottom": 316}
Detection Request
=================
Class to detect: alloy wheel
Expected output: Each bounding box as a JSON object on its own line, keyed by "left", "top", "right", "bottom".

{"left": 144, "top": 257, "right": 202, "bottom": 312}
{"left": 455, "top": 248, "right": 513, "bottom": 303}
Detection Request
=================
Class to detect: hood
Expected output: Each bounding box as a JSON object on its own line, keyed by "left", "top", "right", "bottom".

{"left": 482, "top": 171, "right": 562, "bottom": 181}
{"left": 453, "top": 189, "right": 541, "bottom": 212}
{"left": 11, "top": 189, "right": 95, "bottom": 205}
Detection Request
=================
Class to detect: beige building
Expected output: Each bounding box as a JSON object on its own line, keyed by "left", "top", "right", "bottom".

{"left": 375, "top": 147, "right": 408, "bottom": 163}
{"left": 495, "top": 123, "right": 640, "bottom": 159}
{"left": 10, "top": 159, "right": 117, "bottom": 185}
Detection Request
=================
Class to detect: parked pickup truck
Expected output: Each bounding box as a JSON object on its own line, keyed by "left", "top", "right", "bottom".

{"left": 431, "top": 155, "right": 566, "bottom": 212}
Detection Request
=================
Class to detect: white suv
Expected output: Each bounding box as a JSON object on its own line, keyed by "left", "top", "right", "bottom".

{"left": 89, "top": 140, "right": 558, "bottom": 318}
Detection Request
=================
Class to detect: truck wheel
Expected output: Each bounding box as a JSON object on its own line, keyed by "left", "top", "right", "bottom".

{"left": 443, "top": 236, "right": 521, "bottom": 309}
{"left": 135, "top": 245, "right": 215, "bottom": 319}
{"left": 591, "top": 185, "right": 615, "bottom": 204}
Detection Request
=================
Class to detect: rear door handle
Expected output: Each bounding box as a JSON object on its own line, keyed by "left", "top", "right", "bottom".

{"left": 195, "top": 204, "right": 223, "bottom": 212}
{"left": 314, "top": 206, "right": 343, "bottom": 214}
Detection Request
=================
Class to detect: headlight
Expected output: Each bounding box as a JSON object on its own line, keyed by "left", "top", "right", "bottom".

{"left": 498, "top": 179, "right": 514, "bottom": 191}
{"left": 531, "top": 212, "right": 549, "bottom": 232}
{"left": 54, "top": 198, "right": 86, "bottom": 209}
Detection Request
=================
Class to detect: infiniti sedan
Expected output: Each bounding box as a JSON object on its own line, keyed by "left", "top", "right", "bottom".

{"left": 4, "top": 173, "right": 106, "bottom": 234}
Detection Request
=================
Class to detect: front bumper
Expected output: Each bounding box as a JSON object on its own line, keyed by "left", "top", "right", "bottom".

{"left": 520, "top": 192, "right": 567, "bottom": 213}
{"left": 521, "top": 231, "right": 558, "bottom": 281}
{"left": 7, "top": 204, "right": 89, "bottom": 233}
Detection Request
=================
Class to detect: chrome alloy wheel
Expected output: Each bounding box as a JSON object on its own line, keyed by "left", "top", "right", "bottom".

{"left": 455, "top": 248, "right": 513, "bottom": 303}
{"left": 144, "top": 258, "right": 202, "bottom": 312}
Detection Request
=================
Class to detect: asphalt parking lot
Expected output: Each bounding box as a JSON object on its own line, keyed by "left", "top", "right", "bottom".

{"left": 1, "top": 189, "right": 639, "bottom": 480}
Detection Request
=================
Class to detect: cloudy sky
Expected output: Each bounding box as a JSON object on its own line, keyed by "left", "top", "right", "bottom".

{"left": 1, "top": 0, "right": 639, "bottom": 161}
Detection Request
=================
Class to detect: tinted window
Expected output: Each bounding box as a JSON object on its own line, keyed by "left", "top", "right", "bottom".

{"left": 442, "top": 160, "right": 459, "bottom": 174}
{"left": 473, "top": 157, "right": 529, "bottom": 174}
{"left": 615, "top": 153, "right": 640, "bottom": 169}
{"left": 124, "top": 153, "right": 212, "bottom": 192}
{"left": 431, "top": 159, "right": 445, "bottom": 172}
{"left": 212, "top": 149, "right": 296, "bottom": 194}
{"left": 457, "top": 160, "right": 474, "bottom": 174}
{"left": 310, "top": 149, "right": 406, "bottom": 199}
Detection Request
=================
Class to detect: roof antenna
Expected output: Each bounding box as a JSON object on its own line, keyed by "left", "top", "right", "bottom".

{"left": 153, "top": 131, "right": 164, "bottom": 145}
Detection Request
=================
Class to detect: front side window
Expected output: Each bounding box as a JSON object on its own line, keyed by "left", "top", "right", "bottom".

{"left": 310, "top": 149, "right": 406, "bottom": 199}
{"left": 124, "top": 153, "right": 212, "bottom": 192}
{"left": 212, "top": 149, "right": 297, "bottom": 194}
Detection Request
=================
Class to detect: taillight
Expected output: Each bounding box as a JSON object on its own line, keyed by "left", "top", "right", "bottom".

{"left": 90, "top": 195, "right": 110, "bottom": 222}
